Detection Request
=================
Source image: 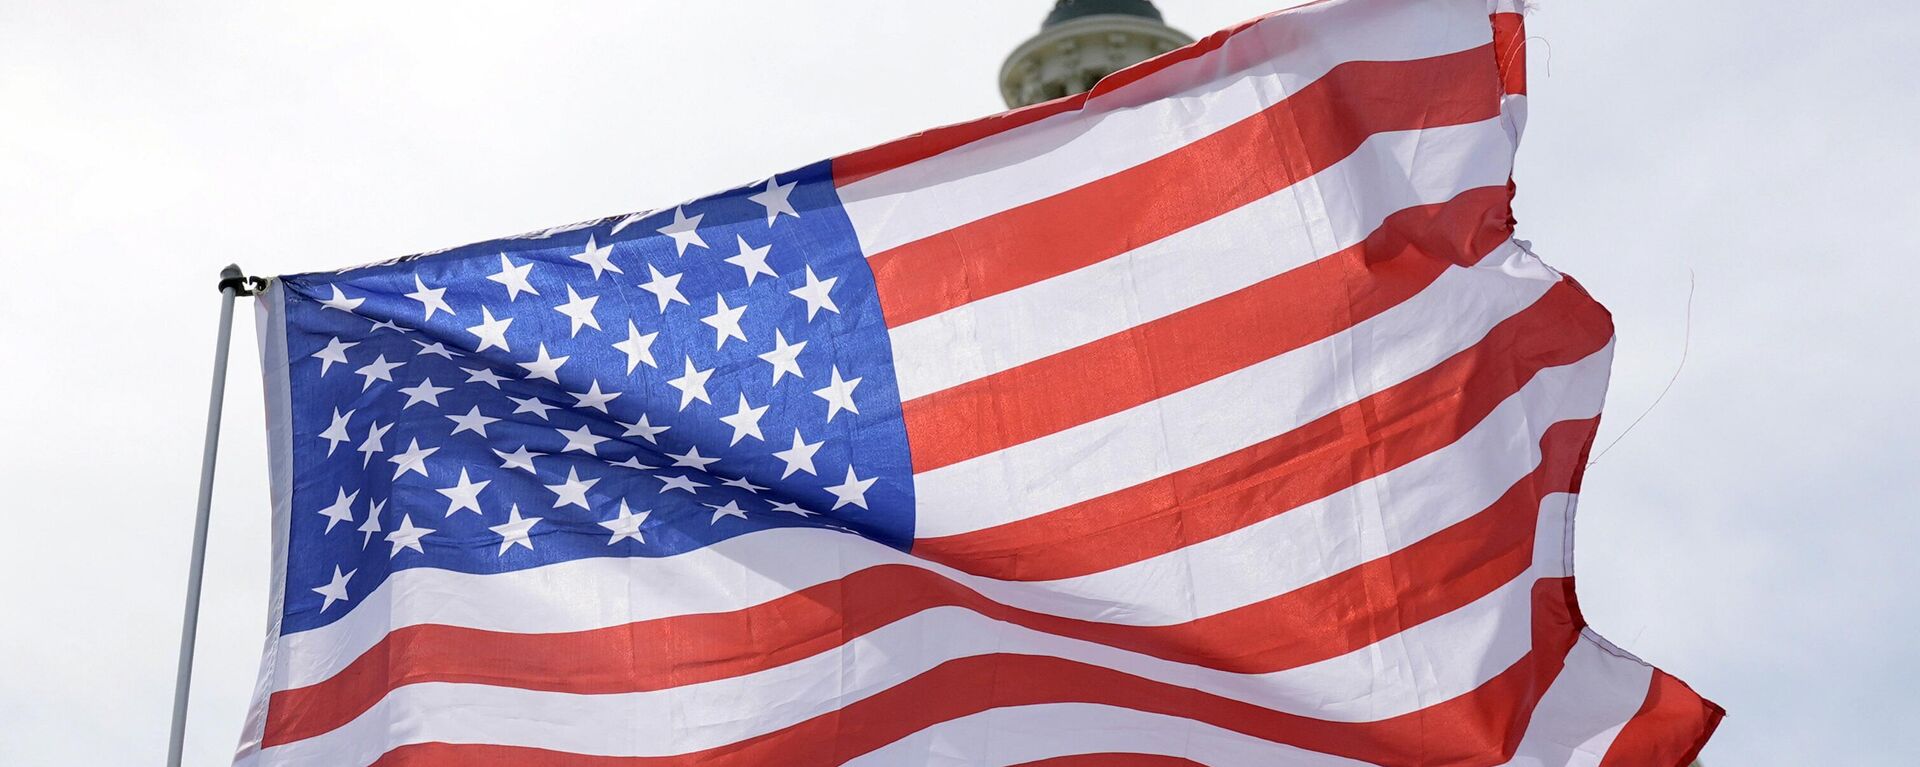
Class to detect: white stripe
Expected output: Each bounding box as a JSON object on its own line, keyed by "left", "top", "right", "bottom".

{"left": 1491, "top": 0, "right": 1530, "bottom": 16}
{"left": 1503, "top": 93, "right": 1529, "bottom": 149}
{"left": 838, "top": 0, "right": 1497, "bottom": 255}
{"left": 983, "top": 356, "right": 1598, "bottom": 625}
{"left": 912, "top": 242, "right": 1567, "bottom": 538}
{"left": 842, "top": 638, "right": 1651, "bottom": 767}
{"left": 262, "top": 565, "right": 1552, "bottom": 765}
{"left": 265, "top": 487, "right": 1577, "bottom": 762}
{"left": 265, "top": 487, "right": 1578, "bottom": 764}
{"left": 236, "top": 282, "right": 297, "bottom": 765}
{"left": 888, "top": 117, "right": 1517, "bottom": 401}
{"left": 274, "top": 342, "right": 1607, "bottom": 692}
{"left": 846, "top": 703, "right": 1370, "bottom": 767}
{"left": 1498, "top": 636, "right": 1655, "bottom": 766}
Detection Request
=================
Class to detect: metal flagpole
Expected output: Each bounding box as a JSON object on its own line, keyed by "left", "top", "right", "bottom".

{"left": 167, "top": 264, "right": 261, "bottom": 767}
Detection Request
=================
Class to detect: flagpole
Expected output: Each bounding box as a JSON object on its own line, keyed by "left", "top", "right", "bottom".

{"left": 167, "top": 264, "right": 258, "bottom": 767}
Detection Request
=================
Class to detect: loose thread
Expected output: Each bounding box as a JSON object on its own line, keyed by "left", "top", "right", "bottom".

{"left": 1501, "top": 35, "right": 1555, "bottom": 83}
{"left": 1589, "top": 270, "right": 1695, "bottom": 467}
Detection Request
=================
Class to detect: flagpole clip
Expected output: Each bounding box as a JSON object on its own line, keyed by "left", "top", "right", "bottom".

{"left": 218, "top": 264, "right": 268, "bottom": 296}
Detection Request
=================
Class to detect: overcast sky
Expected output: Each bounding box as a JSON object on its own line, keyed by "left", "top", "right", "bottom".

{"left": 3, "top": 1, "right": 1916, "bottom": 764}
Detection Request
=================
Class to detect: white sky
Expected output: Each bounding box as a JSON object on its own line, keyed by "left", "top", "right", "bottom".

{"left": 3, "top": 1, "right": 1916, "bottom": 764}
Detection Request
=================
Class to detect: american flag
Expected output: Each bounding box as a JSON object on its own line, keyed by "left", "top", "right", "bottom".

{"left": 236, "top": 1, "right": 1721, "bottom": 764}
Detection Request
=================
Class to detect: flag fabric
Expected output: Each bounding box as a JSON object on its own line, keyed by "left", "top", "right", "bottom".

{"left": 237, "top": 0, "right": 1721, "bottom": 764}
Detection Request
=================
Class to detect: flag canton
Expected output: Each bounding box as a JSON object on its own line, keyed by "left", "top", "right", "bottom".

{"left": 276, "top": 162, "right": 915, "bottom": 634}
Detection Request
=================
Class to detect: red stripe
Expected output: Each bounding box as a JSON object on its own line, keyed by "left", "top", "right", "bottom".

{"left": 365, "top": 578, "right": 1583, "bottom": 767}
{"left": 263, "top": 418, "right": 1595, "bottom": 748}
{"left": 832, "top": 87, "right": 1083, "bottom": 189}
{"left": 916, "top": 278, "right": 1613, "bottom": 581}
{"left": 1599, "top": 670, "right": 1726, "bottom": 767}
{"left": 1492, "top": 13, "right": 1528, "bottom": 96}
{"left": 1490, "top": 11, "right": 1526, "bottom": 229}
{"left": 900, "top": 183, "right": 1515, "bottom": 473}
{"left": 830, "top": 13, "right": 1271, "bottom": 186}
{"left": 866, "top": 45, "right": 1504, "bottom": 329}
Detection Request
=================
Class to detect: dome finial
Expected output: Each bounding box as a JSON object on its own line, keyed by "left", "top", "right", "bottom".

{"left": 1044, "top": 0, "right": 1166, "bottom": 28}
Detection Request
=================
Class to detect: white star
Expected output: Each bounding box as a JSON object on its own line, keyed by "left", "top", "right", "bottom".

{"left": 389, "top": 438, "right": 438, "bottom": 480}
{"left": 316, "top": 487, "right": 358, "bottom": 533}
{"left": 600, "top": 501, "right": 648, "bottom": 545}
{"left": 354, "top": 355, "right": 404, "bottom": 392}
{"left": 567, "top": 380, "right": 622, "bottom": 413}
{"left": 518, "top": 343, "right": 570, "bottom": 382}
{"left": 557, "top": 424, "right": 611, "bottom": 455}
{"left": 825, "top": 466, "right": 877, "bottom": 510}
{"left": 656, "top": 474, "right": 709, "bottom": 494}
{"left": 553, "top": 285, "right": 602, "bottom": 337}
{"left": 599, "top": 460, "right": 656, "bottom": 483}
{"left": 607, "top": 455, "right": 657, "bottom": 470}
{"left": 413, "top": 339, "right": 460, "bottom": 359}
{"left": 813, "top": 366, "right": 862, "bottom": 422}
{"left": 667, "top": 445, "right": 720, "bottom": 471}
{"left": 704, "top": 500, "right": 749, "bottom": 524}
{"left": 611, "top": 321, "right": 659, "bottom": 374}
{"left": 721, "top": 475, "right": 767, "bottom": 494}
{"left": 463, "top": 366, "right": 508, "bottom": 389}
{"left": 718, "top": 394, "right": 769, "bottom": 446}
{"left": 490, "top": 504, "right": 542, "bottom": 554}
{"left": 357, "top": 498, "right": 385, "bottom": 549}
{"left": 723, "top": 235, "right": 777, "bottom": 285}
{"left": 397, "top": 377, "right": 452, "bottom": 409}
{"left": 466, "top": 307, "right": 513, "bottom": 353}
{"left": 385, "top": 513, "right": 433, "bottom": 557}
{"left": 312, "top": 566, "right": 356, "bottom": 612}
{"left": 368, "top": 318, "right": 411, "bottom": 334}
{"left": 639, "top": 264, "right": 687, "bottom": 312}
{"left": 666, "top": 357, "right": 713, "bottom": 410}
{"left": 356, "top": 420, "right": 391, "bottom": 467}
{"left": 436, "top": 467, "right": 490, "bottom": 516}
{"left": 570, "top": 235, "right": 623, "bottom": 279}
{"left": 701, "top": 295, "right": 749, "bottom": 349}
{"left": 318, "top": 408, "right": 354, "bottom": 457}
{"left": 772, "top": 429, "right": 823, "bottom": 479}
{"left": 319, "top": 285, "right": 364, "bottom": 314}
{"left": 758, "top": 330, "right": 807, "bottom": 385}
{"left": 657, "top": 206, "right": 706, "bottom": 256}
{"left": 405, "top": 275, "right": 453, "bottom": 320}
{"left": 508, "top": 395, "right": 558, "bottom": 420}
{"left": 493, "top": 445, "right": 545, "bottom": 474}
{"left": 770, "top": 500, "right": 817, "bottom": 518}
{"left": 545, "top": 467, "right": 599, "bottom": 510}
{"left": 747, "top": 176, "right": 799, "bottom": 225}
{"left": 446, "top": 405, "right": 500, "bottom": 437}
{"left": 789, "top": 265, "right": 840, "bottom": 321}
{"left": 617, "top": 413, "right": 669, "bottom": 443}
{"left": 311, "top": 337, "right": 357, "bottom": 375}
{"left": 487, "top": 253, "right": 540, "bottom": 300}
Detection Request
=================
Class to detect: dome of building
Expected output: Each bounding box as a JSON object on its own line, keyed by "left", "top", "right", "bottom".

{"left": 1000, "top": 0, "right": 1192, "bottom": 108}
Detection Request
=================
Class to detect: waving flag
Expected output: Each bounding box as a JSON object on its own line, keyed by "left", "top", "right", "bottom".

{"left": 237, "top": 0, "right": 1721, "bottom": 764}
